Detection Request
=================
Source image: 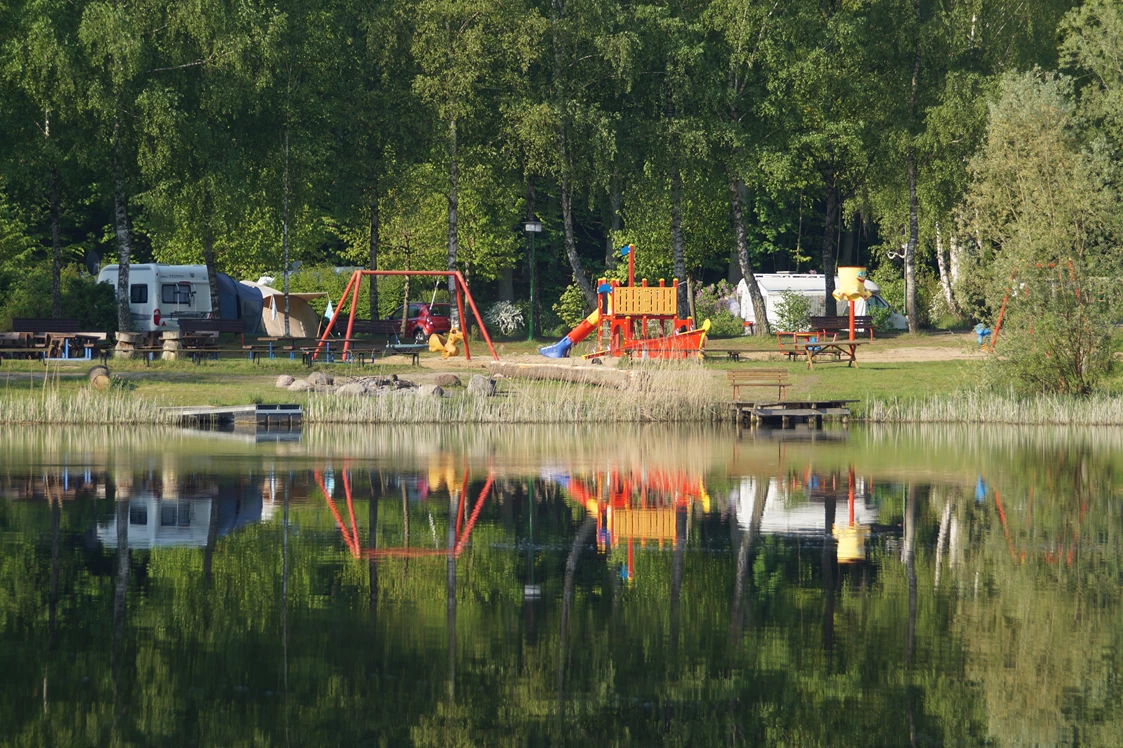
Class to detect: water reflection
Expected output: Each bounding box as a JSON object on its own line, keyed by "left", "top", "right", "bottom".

{"left": 0, "top": 424, "right": 1120, "bottom": 745}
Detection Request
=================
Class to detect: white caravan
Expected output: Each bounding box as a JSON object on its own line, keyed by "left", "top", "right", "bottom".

{"left": 735, "top": 273, "right": 908, "bottom": 331}
{"left": 97, "top": 264, "right": 213, "bottom": 332}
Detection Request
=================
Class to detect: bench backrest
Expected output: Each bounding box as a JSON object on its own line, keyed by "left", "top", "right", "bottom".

{"left": 727, "top": 369, "right": 789, "bottom": 383}
{"left": 349, "top": 319, "right": 404, "bottom": 335}
{"left": 178, "top": 318, "right": 244, "bottom": 334}
{"left": 810, "top": 315, "right": 872, "bottom": 331}
{"left": 11, "top": 318, "right": 80, "bottom": 333}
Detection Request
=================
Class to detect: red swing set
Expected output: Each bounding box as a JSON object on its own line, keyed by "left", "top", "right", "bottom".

{"left": 313, "top": 270, "right": 500, "bottom": 362}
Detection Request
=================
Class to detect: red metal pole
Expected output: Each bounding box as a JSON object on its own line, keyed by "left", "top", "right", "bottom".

{"left": 343, "top": 468, "right": 359, "bottom": 553}
{"left": 848, "top": 467, "right": 855, "bottom": 526}
{"left": 453, "top": 472, "right": 495, "bottom": 555}
{"left": 628, "top": 244, "right": 635, "bottom": 287}
{"left": 343, "top": 271, "right": 362, "bottom": 360}
{"left": 848, "top": 299, "right": 855, "bottom": 341}
{"left": 455, "top": 271, "right": 499, "bottom": 361}
{"left": 314, "top": 270, "right": 357, "bottom": 360}
{"left": 454, "top": 282, "right": 471, "bottom": 361}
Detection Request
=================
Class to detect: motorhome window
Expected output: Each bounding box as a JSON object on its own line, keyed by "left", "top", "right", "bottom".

{"left": 129, "top": 505, "right": 148, "bottom": 526}
{"left": 160, "top": 501, "right": 192, "bottom": 527}
{"left": 130, "top": 284, "right": 148, "bottom": 304}
{"left": 162, "top": 283, "right": 193, "bottom": 305}
{"left": 868, "top": 296, "right": 887, "bottom": 309}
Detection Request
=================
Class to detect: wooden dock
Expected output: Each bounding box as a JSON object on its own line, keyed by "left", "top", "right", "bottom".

{"left": 162, "top": 403, "right": 303, "bottom": 429}
{"left": 732, "top": 399, "right": 857, "bottom": 429}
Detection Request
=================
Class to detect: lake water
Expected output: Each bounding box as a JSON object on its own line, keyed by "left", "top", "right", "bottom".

{"left": 1, "top": 423, "right": 1120, "bottom": 746}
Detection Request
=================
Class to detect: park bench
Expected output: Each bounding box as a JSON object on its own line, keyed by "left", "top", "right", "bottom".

{"left": 809, "top": 315, "right": 874, "bottom": 340}
{"left": 346, "top": 319, "right": 426, "bottom": 363}
{"left": 176, "top": 318, "right": 250, "bottom": 362}
{"left": 706, "top": 348, "right": 750, "bottom": 362}
{"left": 727, "top": 369, "right": 789, "bottom": 402}
{"left": 10, "top": 318, "right": 108, "bottom": 360}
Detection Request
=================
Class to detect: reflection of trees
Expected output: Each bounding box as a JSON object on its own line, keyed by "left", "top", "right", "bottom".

{"left": 3, "top": 450, "right": 1123, "bottom": 745}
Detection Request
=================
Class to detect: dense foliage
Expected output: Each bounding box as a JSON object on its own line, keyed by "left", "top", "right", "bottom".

{"left": 1, "top": 0, "right": 1120, "bottom": 340}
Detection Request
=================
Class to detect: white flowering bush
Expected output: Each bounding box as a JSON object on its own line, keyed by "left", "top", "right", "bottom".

{"left": 485, "top": 301, "right": 526, "bottom": 336}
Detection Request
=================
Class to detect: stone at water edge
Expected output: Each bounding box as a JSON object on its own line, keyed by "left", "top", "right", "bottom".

{"left": 466, "top": 374, "right": 497, "bottom": 396}
{"left": 434, "top": 373, "right": 462, "bottom": 387}
{"left": 288, "top": 379, "right": 314, "bottom": 392}
{"left": 88, "top": 365, "right": 111, "bottom": 391}
{"left": 336, "top": 382, "right": 367, "bottom": 397}
{"left": 417, "top": 384, "right": 444, "bottom": 398}
{"left": 393, "top": 378, "right": 415, "bottom": 389}
{"left": 276, "top": 374, "right": 295, "bottom": 389}
{"left": 307, "top": 371, "right": 333, "bottom": 386}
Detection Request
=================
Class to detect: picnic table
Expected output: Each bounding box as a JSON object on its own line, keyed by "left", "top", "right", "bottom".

{"left": 791, "top": 339, "right": 869, "bottom": 369}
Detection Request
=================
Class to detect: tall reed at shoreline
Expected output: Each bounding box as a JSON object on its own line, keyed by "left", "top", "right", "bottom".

{"left": 864, "top": 390, "right": 1123, "bottom": 426}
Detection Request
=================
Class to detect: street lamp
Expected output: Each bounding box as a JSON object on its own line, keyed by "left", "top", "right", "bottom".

{"left": 524, "top": 220, "right": 543, "bottom": 341}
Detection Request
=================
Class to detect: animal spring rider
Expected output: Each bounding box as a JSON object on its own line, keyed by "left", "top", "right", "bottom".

{"left": 428, "top": 329, "right": 464, "bottom": 359}
{"left": 539, "top": 244, "right": 710, "bottom": 359}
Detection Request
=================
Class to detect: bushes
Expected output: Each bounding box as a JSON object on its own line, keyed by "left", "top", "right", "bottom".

{"left": 0, "top": 264, "right": 117, "bottom": 332}
{"left": 693, "top": 280, "right": 744, "bottom": 338}
{"left": 774, "top": 291, "right": 812, "bottom": 332}
{"left": 484, "top": 301, "right": 525, "bottom": 337}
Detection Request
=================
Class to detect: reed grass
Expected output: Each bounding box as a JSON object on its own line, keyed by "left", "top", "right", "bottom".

{"left": 863, "top": 389, "right": 1123, "bottom": 426}
{"left": 0, "top": 362, "right": 725, "bottom": 424}
{"left": 0, "top": 388, "right": 177, "bottom": 425}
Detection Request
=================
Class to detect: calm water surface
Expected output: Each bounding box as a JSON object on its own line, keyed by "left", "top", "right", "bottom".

{"left": 1, "top": 424, "right": 1120, "bottom": 746}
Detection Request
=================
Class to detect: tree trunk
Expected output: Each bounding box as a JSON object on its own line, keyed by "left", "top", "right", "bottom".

{"left": 559, "top": 139, "right": 595, "bottom": 306}
{"left": 905, "top": 0, "right": 921, "bottom": 333}
{"left": 369, "top": 180, "right": 380, "bottom": 319}
{"left": 820, "top": 171, "right": 837, "bottom": 313}
{"left": 552, "top": 0, "right": 595, "bottom": 308}
{"left": 605, "top": 168, "right": 622, "bottom": 267}
{"left": 50, "top": 171, "right": 62, "bottom": 318}
{"left": 203, "top": 224, "right": 221, "bottom": 320}
{"left": 949, "top": 233, "right": 962, "bottom": 294}
{"left": 905, "top": 153, "right": 919, "bottom": 332}
{"left": 447, "top": 116, "right": 460, "bottom": 327}
{"left": 282, "top": 128, "right": 291, "bottom": 337}
{"left": 935, "top": 220, "right": 956, "bottom": 314}
{"left": 113, "top": 117, "right": 132, "bottom": 332}
{"left": 731, "top": 176, "right": 769, "bottom": 334}
{"left": 671, "top": 167, "right": 688, "bottom": 319}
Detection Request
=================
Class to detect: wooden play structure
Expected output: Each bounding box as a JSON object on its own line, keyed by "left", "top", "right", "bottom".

{"left": 539, "top": 244, "right": 710, "bottom": 360}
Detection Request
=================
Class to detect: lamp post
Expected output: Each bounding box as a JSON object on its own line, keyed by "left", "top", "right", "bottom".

{"left": 524, "top": 220, "right": 543, "bottom": 341}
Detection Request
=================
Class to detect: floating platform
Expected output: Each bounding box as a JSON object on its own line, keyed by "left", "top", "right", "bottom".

{"left": 732, "top": 399, "right": 857, "bottom": 429}
{"left": 162, "top": 403, "right": 303, "bottom": 429}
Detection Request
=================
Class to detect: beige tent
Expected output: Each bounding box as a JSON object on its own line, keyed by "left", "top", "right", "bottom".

{"left": 241, "top": 281, "right": 325, "bottom": 338}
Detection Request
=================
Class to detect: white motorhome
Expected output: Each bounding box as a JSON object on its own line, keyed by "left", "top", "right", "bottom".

{"left": 97, "top": 264, "right": 212, "bottom": 332}
{"left": 97, "top": 263, "right": 263, "bottom": 333}
{"left": 735, "top": 273, "right": 908, "bottom": 331}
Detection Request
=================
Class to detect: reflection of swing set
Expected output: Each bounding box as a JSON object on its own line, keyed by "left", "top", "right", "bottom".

{"left": 313, "top": 270, "right": 500, "bottom": 362}
{"left": 314, "top": 464, "right": 494, "bottom": 559}
{"left": 991, "top": 485, "right": 1087, "bottom": 566}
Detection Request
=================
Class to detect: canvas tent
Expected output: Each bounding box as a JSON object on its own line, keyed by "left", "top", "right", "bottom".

{"left": 240, "top": 281, "right": 325, "bottom": 337}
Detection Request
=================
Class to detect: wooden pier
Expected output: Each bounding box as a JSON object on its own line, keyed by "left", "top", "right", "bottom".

{"left": 732, "top": 399, "right": 857, "bottom": 429}
{"left": 162, "top": 403, "right": 303, "bottom": 429}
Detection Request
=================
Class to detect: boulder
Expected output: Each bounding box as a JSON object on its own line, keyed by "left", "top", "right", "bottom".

{"left": 88, "top": 365, "right": 111, "bottom": 391}
{"left": 434, "top": 373, "right": 462, "bottom": 387}
{"left": 307, "top": 371, "right": 333, "bottom": 386}
{"left": 336, "top": 382, "right": 368, "bottom": 397}
{"left": 275, "top": 374, "right": 295, "bottom": 389}
{"left": 393, "top": 378, "right": 415, "bottom": 389}
{"left": 466, "top": 374, "right": 497, "bottom": 396}
{"left": 313, "top": 385, "right": 337, "bottom": 394}
{"left": 288, "top": 379, "right": 315, "bottom": 392}
{"left": 417, "top": 384, "right": 444, "bottom": 398}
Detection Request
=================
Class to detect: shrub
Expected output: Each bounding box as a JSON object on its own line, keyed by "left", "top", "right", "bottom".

{"left": 552, "top": 283, "right": 590, "bottom": 328}
{"left": 0, "top": 264, "right": 117, "bottom": 332}
{"left": 774, "top": 291, "right": 811, "bottom": 332}
{"left": 484, "top": 301, "right": 525, "bottom": 336}
{"left": 870, "top": 306, "right": 895, "bottom": 332}
{"left": 707, "top": 312, "right": 744, "bottom": 338}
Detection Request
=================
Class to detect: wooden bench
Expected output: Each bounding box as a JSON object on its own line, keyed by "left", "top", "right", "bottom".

{"left": 707, "top": 348, "right": 749, "bottom": 362}
{"left": 809, "top": 315, "right": 874, "bottom": 340}
{"left": 349, "top": 319, "right": 409, "bottom": 339}
{"left": 727, "top": 369, "right": 789, "bottom": 402}
{"left": 175, "top": 318, "right": 250, "bottom": 361}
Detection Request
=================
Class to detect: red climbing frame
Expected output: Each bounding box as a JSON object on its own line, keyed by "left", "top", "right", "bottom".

{"left": 313, "top": 270, "right": 499, "bottom": 362}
